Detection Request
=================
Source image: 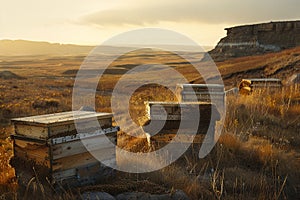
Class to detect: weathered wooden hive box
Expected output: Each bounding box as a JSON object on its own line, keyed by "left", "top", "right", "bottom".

{"left": 248, "top": 78, "right": 282, "bottom": 88}
{"left": 10, "top": 111, "right": 118, "bottom": 187}
{"left": 144, "top": 101, "right": 220, "bottom": 147}
{"left": 238, "top": 78, "right": 282, "bottom": 94}
{"left": 175, "top": 84, "right": 225, "bottom": 104}
{"left": 143, "top": 101, "right": 220, "bottom": 163}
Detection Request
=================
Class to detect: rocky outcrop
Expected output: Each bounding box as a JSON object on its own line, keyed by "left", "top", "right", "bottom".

{"left": 0, "top": 70, "right": 24, "bottom": 79}
{"left": 207, "top": 20, "right": 300, "bottom": 62}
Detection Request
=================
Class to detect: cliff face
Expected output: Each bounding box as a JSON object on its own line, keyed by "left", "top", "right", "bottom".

{"left": 208, "top": 21, "right": 300, "bottom": 62}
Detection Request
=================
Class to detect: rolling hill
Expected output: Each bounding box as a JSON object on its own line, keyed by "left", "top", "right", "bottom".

{"left": 191, "top": 46, "right": 300, "bottom": 88}
{"left": 0, "top": 40, "right": 94, "bottom": 56}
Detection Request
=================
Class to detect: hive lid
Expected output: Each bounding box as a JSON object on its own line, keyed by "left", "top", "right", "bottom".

{"left": 243, "top": 78, "right": 282, "bottom": 82}
{"left": 11, "top": 111, "right": 113, "bottom": 126}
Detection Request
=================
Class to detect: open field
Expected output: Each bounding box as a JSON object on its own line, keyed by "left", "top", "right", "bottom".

{"left": 0, "top": 47, "right": 299, "bottom": 199}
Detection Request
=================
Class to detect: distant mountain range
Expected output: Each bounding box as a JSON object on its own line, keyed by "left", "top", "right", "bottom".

{"left": 0, "top": 40, "right": 94, "bottom": 56}
{"left": 0, "top": 40, "right": 212, "bottom": 56}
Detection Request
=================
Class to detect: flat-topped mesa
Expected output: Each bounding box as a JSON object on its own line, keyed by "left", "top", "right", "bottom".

{"left": 206, "top": 20, "right": 300, "bottom": 62}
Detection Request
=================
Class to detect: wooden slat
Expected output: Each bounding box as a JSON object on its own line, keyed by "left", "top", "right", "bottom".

{"left": 14, "top": 139, "right": 50, "bottom": 168}
{"left": 252, "top": 84, "right": 282, "bottom": 87}
{"left": 52, "top": 168, "right": 77, "bottom": 180}
{"left": 148, "top": 120, "right": 212, "bottom": 134}
{"left": 181, "top": 93, "right": 225, "bottom": 103}
{"left": 176, "top": 84, "right": 225, "bottom": 103}
{"left": 12, "top": 111, "right": 113, "bottom": 126}
{"left": 51, "top": 133, "right": 116, "bottom": 159}
{"left": 248, "top": 78, "right": 281, "bottom": 82}
{"left": 52, "top": 147, "right": 116, "bottom": 172}
{"left": 49, "top": 118, "right": 112, "bottom": 138}
{"left": 177, "top": 84, "right": 224, "bottom": 92}
{"left": 147, "top": 102, "right": 220, "bottom": 121}
{"left": 12, "top": 111, "right": 86, "bottom": 125}
{"left": 14, "top": 124, "right": 48, "bottom": 139}
{"left": 41, "top": 111, "right": 93, "bottom": 123}
{"left": 11, "top": 134, "right": 46, "bottom": 144}
{"left": 52, "top": 160, "right": 115, "bottom": 183}
{"left": 46, "top": 113, "right": 113, "bottom": 126}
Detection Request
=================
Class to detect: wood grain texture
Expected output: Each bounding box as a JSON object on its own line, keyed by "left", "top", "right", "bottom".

{"left": 51, "top": 133, "right": 116, "bottom": 159}
{"left": 12, "top": 111, "right": 113, "bottom": 139}
{"left": 52, "top": 147, "right": 116, "bottom": 171}
{"left": 14, "top": 139, "right": 50, "bottom": 167}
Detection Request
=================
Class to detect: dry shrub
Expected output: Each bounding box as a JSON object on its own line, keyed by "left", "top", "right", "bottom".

{"left": 0, "top": 137, "right": 14, "bottom": 184}
{"left": 0, "top": 137, "right": 17, "bottom": 199}
{"left": 219, "top": 133, "right": 241, "bottom": 153}
{"left": 244, "top": 137, "right": 273, "bottom": 161}
{"left": 222, "top": 86, "right": 300, "bottom": 199}
{"left": 140, "top": 164, "right": 214, "bottom": 199}
{"left": 32, "top": 98, "right": 60, "bottom": 109}
{"left": 0, "top": 108, "right": 12, "bottom": 124}
{"left": 224, "top": 167, "right": 270, "bottom": 198}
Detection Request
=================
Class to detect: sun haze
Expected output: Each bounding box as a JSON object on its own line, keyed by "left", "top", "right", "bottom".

{"left": 1, "top": 0, "right": 299, "bottom": 47}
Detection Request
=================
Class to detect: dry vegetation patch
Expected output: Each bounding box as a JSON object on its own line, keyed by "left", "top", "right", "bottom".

{"left": 0, "top": 51, "right": 299, "bottom": 199}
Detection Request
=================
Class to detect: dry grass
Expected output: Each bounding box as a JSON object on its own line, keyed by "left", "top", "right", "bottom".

{"left": 0, "top": 50, "right": 299, "bottom": 199}
{"left": 114, "top": 84, "right": 300, "bottom": 199}
{"left": 216, "top": 46, "right": 300, "bottom": 87}
{"left": 0, "top": 128, "right": 17, "bottom": 199}
{"left": 219, "top": 86, "right": 300, "bottom": 199}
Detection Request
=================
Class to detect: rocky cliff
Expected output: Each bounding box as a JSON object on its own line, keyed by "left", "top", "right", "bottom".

{"left": 207, "top": 20, "right": 300, "bottom": 62}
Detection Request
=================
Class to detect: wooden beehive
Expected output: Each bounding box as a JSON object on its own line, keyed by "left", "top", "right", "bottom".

{"left": 143, "top": 101, "right": 221, "bottom": 163}
{"left": 238, "top": 78, "right": 282, "bottom": 94}
{"left": 248, "top": 78, "right": 282, "bottom": 88}
{"left": 175, "top": 84, "right": 225, "bottom": 104}
{"left": 10, "top": 111, "right": 118, "bottom": 187}
{"left": 144, "top": 101, "right": 220, "bottom": 143}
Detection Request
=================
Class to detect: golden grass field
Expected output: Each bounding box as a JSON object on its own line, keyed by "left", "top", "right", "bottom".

{"left": 0, "top": 47, "right": 299, "bottom": 199}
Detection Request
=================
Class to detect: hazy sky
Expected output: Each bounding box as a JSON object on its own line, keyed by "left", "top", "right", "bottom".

{"left": 0, "top": 0, "right": 299, "bottom": 47}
